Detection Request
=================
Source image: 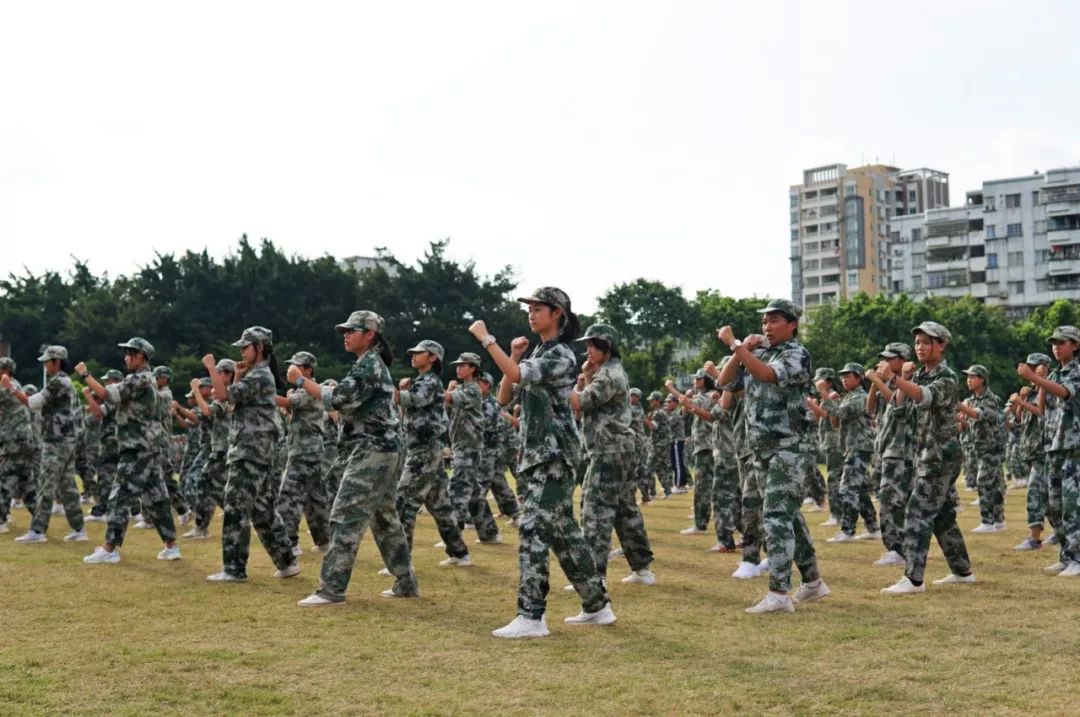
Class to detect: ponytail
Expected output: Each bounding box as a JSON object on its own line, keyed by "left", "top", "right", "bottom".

{"left": 557, "top": 308, "right": 580, "bottom": 344}
{"left": 260, "top": 343, "right": 285, "bottom": 393}
{"left": 375, "top": 333, "right": 394, "bottom": 367}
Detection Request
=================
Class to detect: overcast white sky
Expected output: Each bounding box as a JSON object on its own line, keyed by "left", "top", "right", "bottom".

{"left": 3, "top": 1, "right": 1079, "bottom": 312}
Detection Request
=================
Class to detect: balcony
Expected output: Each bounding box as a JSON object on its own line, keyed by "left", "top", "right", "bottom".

{"left": 926, "top": 258, "right": 970, "bottom": 273}
{"left": 1048, "top": 260, "right": 1080, "bottom": 276}
{"left": 1048, "top": 229, "right": 1080, "bottom": 246}
{"left": 1041, "top": 186, "right": 1080, "bottom": 205}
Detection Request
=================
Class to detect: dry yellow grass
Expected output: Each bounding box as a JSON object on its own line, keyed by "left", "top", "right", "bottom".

{"left": 0, "top": 479, "right": 1075, "bottom": 716}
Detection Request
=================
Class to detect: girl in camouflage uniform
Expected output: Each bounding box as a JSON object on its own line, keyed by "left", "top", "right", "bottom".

{"left": 186, "top": 361, "right": 234, "bottom": 539}
{"left": 82, "top": 370, "right": 124, "bottom": 523}
{"left": 1010, "top": 353, "right": 1052, "bottom": 551}
{"left": 0, "top": 357, "right": 38, "bottom": 534}
{"left": 470, "top": 287, "right": 613, "bottom": 638}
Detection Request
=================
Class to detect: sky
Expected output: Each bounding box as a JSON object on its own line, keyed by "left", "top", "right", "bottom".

{"left": 3, "top": 1, "right": 1080, "bottom": 313}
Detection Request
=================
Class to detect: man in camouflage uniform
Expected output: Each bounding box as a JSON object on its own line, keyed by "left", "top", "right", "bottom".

{"left": 0, "top": 357, "right": 38, "bottom": 533}
{"left": 445, "top": 352, "right": 500, "bottom": 543}
{"left": 814, "top": 368, "right": 843, "bottom": 527}
{"left": 626, "top": 388, "right": 651, "bottom": 504}
{"left": 79, "top": 338, "right": 180, "bottom": 563}
{"left": 1010, "top": 353, "right": 1052, "bottom": 551}
{"left": 75, "top": 406, "right": 101, "bottom": 504}
{"left": 82, "top": 370, "right": 124, "bottom": 523}
{"left": 882, "top": 322, "right": 974, "bottom": 593}
{"left": 669, "top": 371, "right": 719, "bottom": 537}
{"left": 643, "top": 392, "right": 672, "bottom": 499}
{"left": 958, "top": 364, "right": 1008, "bottom": 532}
{"left": 706, "top": 355, "right": 742, "bottom": 552}
{"left": 478, "top": 373, "right": 521, "bottom": 523}
{"left": 149, "top": 365, "right": 191, "bottom": 525}
{"left": 186, "top": 361, "right": 234, "bottom": 539}
{"left": 10, "top": 346, "right": 87, "bottom": 543}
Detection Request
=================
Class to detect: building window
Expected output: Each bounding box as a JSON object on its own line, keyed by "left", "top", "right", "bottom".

{"left": 847, "top": 270, "right": 859, "bottom": 287}
{"left": 987, "top": 253, "right": 998, "bottom": 269}
{"left": 790, "top": 195, "right": 799, "bottom": 207}
{"left": 1007, "top": 223, "right": 1023, "bottom": 237}
{"left": 912, "top": 275, "right": 923, "bottom": 290}
{"left": 911, "top": 228, "right": 922, "bottom": 242}
{"left": 1035, "top": 249, "right": 1049, "bottom": 264}
{"left": 1033, "top": 191, "right": 1041, "bottom": 206}
{"left": 1008, "top": 251, "right": 1024, "bottom": 266}
{"left": 791, "top": 229, "right": 799, "bottom": 241}
{"left": 970, "top": 245, "right": 985, "bottom": 258}
{"left": 985, "top": 225, "right": 997, "bottom": 239}
{"left": 1005, "top": 193, "right": 1022, "bottom": 209}
{"left": 970, "top": 271, "right": 986, "bottom": 284}
{"left": 1037, "top": 278, "right": 1050, "bottom": 292}
{"left": 909, "top": 190, "right": 917, "bottom": 202}
{"left": 1009, "top": 280, "right": 1025, "bottom": 295}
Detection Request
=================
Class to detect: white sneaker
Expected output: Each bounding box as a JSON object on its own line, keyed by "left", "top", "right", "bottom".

{"left": 183, "top": 527, "right": 210, "bottom": 539}
{"left": 433, "top": 541, "right": 446, "bottom": 549}
{"left": 932, "top": 573, "right": 975, "bottom": 585}
{"left": 745, "top": 592, "right": 795, "bottom": 614}
{"left": 1012, "top": 538, "right": 1042, "bottom": 551}
{"left": 439, "top": 555, "right": 473, "bottom": 567}
{"left": 757, "top": 558, "right": 770, "bottom": 574}
{"left": 1058, "top": 562, "right": 1080, "bottom": 577}
{"left": 873, "top": 550, "right": 905, "bottom": 567}
{"left": 608, "top": 547, "right": 624, "bottom": 559}
{"left": 380, "top": 588, "right": 418, "bottom": 598}
{"left": 993, "top": 522, "right": 1007, "bottom": 532}
{"left": 731, "top": 561, "right": 760, "bottom": 580}
{"left": 969, "top": 498, "right": 980, "bottom": 506}
{"left": 827, "top": 532, "right": 855, "bottom": 543}
{"left": 802, "top": 497, "right": 815, "bottom": 505}
{"left": 0, "top": 521, "right": 8, "bottom": 534}
{"left": 492, "top": 615, "right": 549, "bottom": 638}
{"left": 310, "top": 543, "right": 329, "bottom": 554}
{"left": 855, "top": 530, "right": 881, "bottom": 541}
{"left": 274, "top": 564, "right": 301, "bottom": 579}
{"left": 51, "top": 503, "right": 65, "bottom": 516}
{"left": 157, "top": 546, "right": 182, "bottom": 561}
{"left": 133, "top": 518, "right": 152, "bottom": 529}
{"left": 83, "top": 546, "right": 120, "bottom": 564}
{"left": 881, "top": 577, "right": 925, "bottom": 594}
{"left": 178, "top": 511, "right": 193, "bottom": 526}
{"left": 207, "top": 571, "right": 247, "bottom": 582}
{"left": 1014, "top": 480, "right": 1028, "bottom": 489}
{"left": 565, "top": 602, "right": 617, "bottom": 625}
{"left": 621, "top": 569, "right": 656, "bottom": 585}
{"left": 680, "top": 526, "right": 706, "bottom": 535}
{"left": 971, "top": 523, "right": 996, "bottom": 534}
{"left": 63, "top": 530, "right": 88, "bottom": 542}
{"left": 563, "top": 584, "right": 577, "bottom": 593}
{"left": 376, "top": 567, "right": 392, "bottom": 576}
{"left": 1044, "top": 561, "right": 1068, "bottom": 574}
{"left": 14, "top": 531, "right": 47, "bottom": 544}
{"left": 792, "top": 579, "right": 830, "bottom": 604}
{"left": 806, "top": 503, "right": 825, "bottom": 513}
{"left": 291, "top": 545, "right": 304, "bottom": 557}
{"left": 475, "top": 533, "right": 504, "bottom": 545}
{"left": 298, "top": 593, "right": 343, "bottom": 607}
{"left": 83, "top": 514, "right": 106, "bottom": 524}
{"left": 819, "top": 517, "right": 838, "bottom": 527}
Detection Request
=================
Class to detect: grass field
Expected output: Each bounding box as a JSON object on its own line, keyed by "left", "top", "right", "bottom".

{"left": 0, "top": 480, "right": 1075, "bottom": 716}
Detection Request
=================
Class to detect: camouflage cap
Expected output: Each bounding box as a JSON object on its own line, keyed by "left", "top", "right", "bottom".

{"left": 516, "top": 287, "right": 571, "bottom": 313}
{"left": 321, "top": 379, "right": 338, "bottom": 387}
{"left": 879, "top": 342, "right": 912, "bottom": 360}
{"left": 1025, "top": 352, "right": 1052, "bottom": 366}
{"left": 838, "top": 362, "right": 865, "bottom": 377}
{"left": 37, "top": 345, "right": 68, "bottom": 362}
{"left": 961, "top": 364, "right": 989, "bottom": 379}
{"left": 103, "top": 369, "right": 124, "bottom": 382}
{"left": 576, "top": 323, "right": 619, "bottom": 349}
{"left": 911, "top": 321, "right": 952, "bottom": 344}
{"left": 23, "top": 383, "right": 38, "bottom": 394}
{"left": 405, "top": 339, "right": 445, "bottom": 362}
{"left": 1047, "top": 325, "right": 1080, "bottom": 344}
{"left": 152, "top": 365, "right": 174, "bottom": 380}
{"left": 814, "top": 367, "right": 837, "bottom": 382}
{"left": 232, "top": 326, "right": 273, "bottom": 347}
{"left": 117, "top": 337, "right": 155, "bottom": 359}
{"left": 478, "top": 371, "right": 495, "bottom": 385}
{"left": 197, "top": 377, "right": 213, "bottom": 389}
{"left": 664, "top": 393, "right": 678, "bottom": 403}
{"left": 286, "top": 351, "right": 318, "bottom": 369}
{"left": 756, "top": 298, "right": 801, "bottom": 321}
{"left": 647, "top": 390, "right": 663, "bottom": 401}
{"left": 0, "top": 357, "right": 14, "bottom": 371}
{"left": 450, "top": 352, "right": 482, "bottom": 367}
{"left": 215, "top": 358, "right": 238, "bottom": 373}
{"left": 692, "top": 369, "right": 709, "bottom": 380}
{"left": 629, "top": 388, "right": 642, "bottom": 397}
{"left": 335, "top": 310, "right": 384, "bottom": 334}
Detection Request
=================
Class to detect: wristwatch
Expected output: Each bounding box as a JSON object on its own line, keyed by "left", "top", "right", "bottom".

{"left": 728, "top": 339, "right": 742, "bottom": 352}
{"left": 80, "top": 370, "right": 90, "bottom": 380}
{"left": 481, "top": 335, "right": 497, "bottom": 348}
{"left": 295, "top": 377, "right": 306, "bottom": 388}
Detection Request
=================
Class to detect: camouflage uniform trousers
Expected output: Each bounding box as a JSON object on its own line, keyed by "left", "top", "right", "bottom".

{"left": 1007, "top": 439, "right": 1024, "bottom": 480}
{"left": 839, "top": 450, "right": 879, "bottom": 537}
{"left": 156, "top": 445, "right": 189, "bottom": 516}
{"left": 29, "top": 440, "right": 84, "bottom": 534}
{"left": 824, "top": 449, "right": 843, "bottom": 521}
{"left": 975, "top": 451, "right": 1006, "bottom": 526}
{"left": 450, "top": 448, "right": 499, "bottom": 542}
{"left": 482, "top": 454, "right": 520, "bottom": 519}
{"left": 902, "top": 454, "right": 971, "bottom": 584}
{"left": 324, "top": 449, "right": 348, "bottom": 504}
{"left": 221, "top": 458, "right": 295, "bottom": 578}
{"left": 75, "top": 438, "right": 99, "bottom": 498}
{"left": 316, "top": 449, "right": 417, "bottom": 601}
{"left": 1024, "top": 455, "right": 1050, "bottom": 528}
{"left": 581, "top": 451, "right": 654, "bottom": 577}
{"left": 1046, "top": 450, "right": 1080, "bottom": 565}
{"left": 752, "top": 444, "right": 821, "bottom": 594}
{"left": 105, "top": 449, "right": 177, "bottom": 548}
{"left": 0, "top": 446, "right": 37, "bottom": 525}
{"left": 962, "top": 449, "right": 978, "bottom": 490}
{"left": 691, "top": 450, "right": 715, "bottom": 531}
{"left": 710, "top": 456, "right": 740, "bottom": 548}
{"left": 877, "top": 457, "right": 914, "bottom": 556}
{"left": 801, "top": 447, "right": 827, "bottom": 507}
{"left": 645, "top": 445, "right": 672, "bottom": 497}
{"left": 740, "top": 451, "right": 763, "bottom": 564}
{"left": 193, "top": 451, "right": 228, "bottom": 531}
{"left": 89, "top": 451, "right": 118, "bottom": 518}
{"left": 516, "top": 458, "right": 609, "bottom": 620}
{"left": 181, "top": 450, "right": 208, "bottom": 509}
{"left": 868, "top": 452, "right": 882, "bottom": 496}
{"left": 630, "top": 439, "right": 652, "bottom": 503}
{"left": 276, "top": 455, "right": 331, "bottom": 549}
{"left": 396, "top": 448, "right": 469, "bottom": 559}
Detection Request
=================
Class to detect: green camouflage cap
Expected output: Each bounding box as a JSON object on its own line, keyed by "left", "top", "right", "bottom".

{"left": 756, "top": 298, "right": 801, "bottom": 321}
{"left": 814, "top": 367, "right": 837, "bottom": 382}
{"left": 321, "top": 379, "right": 338, "bottom": 387}
{"left": 405, "top": 339, "right": 445, "bottom": 362}
{"left": 335, "top": 310, "right": 384, "bottom": 334}
{"left": 117, "top": 337, "right": 155, "bottom": 359}
{"left": 576, "top": 323, "right": 619, "bottom": 349}
{"left": 629, "top": 388, "right": 642, "bottom": 397}
{"left": 232, "top": 326, "right": 273, "bottom": 347}
{"left": 0, "top": 357, "right": 14, "bottom": 372}
{"left": 838, "top": 362, "right": 865, "bottom": 377}
{"left": 664, "top": 393, "right": 678, "bottom": 403}
{"left": 37, "top": 345, "right": 68, "bottom": 362}
{"left": 450, "top": 352, "right": 482, "bottom": 367}
{"left": 647, "top": 390, "right": 663, "bottom": 401}
{"left": 197, "top": 377, "right": 213, "bottom": 389}
{"left": 478, "top": 371, "right": 495, "bottom": 385}
{"left": 1047, "top": 326, "right": 1080, "bottom": 344}
{"left": 692, "top": 369, "right": 709, "bottom": 380}
{"left": 517, "top": 286, "right": 571, "bottom": 313}
{"left": 879, "top": 342, "right": 912, "bottom": 360}
{"left": 912, "top": 321, "right": 951, "bottom": 343}
{"left": 152, "top": 365, "right": 174, "bottom": 380}
{"left": 103, "top": 369, "right": 124, "bottom": 382}
{"left": 961, "top": 364, "right": 989, "bottom": 378}
{"left": 215, "top": 358, "right": 238, "bottom": 373}
{"left": 286, "top": 351, "right": 318, "bottom": 369}
{"left": 23, "top": 383, "right": 38, "bottom": 394}
{"left": 1025, "top": 352, "right": 1052, "bottom": 366}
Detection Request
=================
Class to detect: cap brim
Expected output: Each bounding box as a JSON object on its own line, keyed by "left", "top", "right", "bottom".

{"left": 334, "top": 323, "right": 356, "bottom": 334}
{"left": 516, "top": 295, "right": 542, "bottom": 304}
{"left": 878, "top": 351, "right": 898, "bottom": 358}
{"left": 231, "top": 339, "right": 249, "bottom": 347}
{"left": 36, "top": 354, "right": 48, "bottom": 362}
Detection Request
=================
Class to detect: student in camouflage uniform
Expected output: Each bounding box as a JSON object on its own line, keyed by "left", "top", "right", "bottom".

{"left": 393, "top": 339, "right": 472, "bottom": 567}
{"left": 478, "top": 373, "right": 521, "bottom": 523}
{"left": 881, "top": 322, "right": 974, "bottom": 594}
{"left": 668, "top": 371, "right": 719, "bottom": 537}
{"left": 866, "top": 343, "right": 917, "bottom": 567}
{"left": 814, "top": 368, "right": 843, "bottom": 527}
{"left": 0, "top": 357, "right": 38, "bottom": 533}
{"left": 174, "top": 379, "right": 213, "bottom": 508}
{"left": 186, "top": 361, "right": 234, "bottom": 539}
{"left": 666, "top": 395, "right": 690, "bottom": 493}
{"left": 717, "top": 299, "right": 828, "bottom": 613}
{"left": 298, "top": 311, "right": 418, "bottom": 605}
{"left": 704, "top": 356, "right": 741, "bottom": 552}
{"left": 9, "top": 346, "right": 87, "bottom": 543}
{"left": 626, "top": 388, "right": 650, "bottom": 504}
{"left": 1005, "top": 416, "right": 1023, "bottom": 487}
{"left": 149, "top": 365, "right": 191, "bottom": 525}
{"left": 812, "top": 362, "right": 879, "bottom": 543}
{"left": 82, "top": 370, "right": 124, "bottom": 522}
{"left": 958, "top": 365, "right": 1008, "bottom": 533}
{"left": 571, "top": 323, "right": 655, "bottom": 586}
{"left": 470, "top": 287, "right": 614, "bottom": 638}
{"left": 959, "top": 416, "right": 978, "bottom": 493}
{"left": 643, "top": 392, "right": 673, "bottom": 499}
{"left": 1010, "top": 353, "right": 1052, "bottom": 551}
{"left": 75, "top": 407, "right": 101, "bottom": 504}
{"left": 444, "top": 352, "right": 500, "bottom": 543}
{"left": 204, "top": 327, "right": 297, "bottom": 582}
{"left": 1020, "top": 326, "right": 1080, "bottom": 576}
{"left": 78, "top": 338, "right": 180, "bottom": 563}
{"left": 274, "top": 351, "right": 331, "bottom": 556}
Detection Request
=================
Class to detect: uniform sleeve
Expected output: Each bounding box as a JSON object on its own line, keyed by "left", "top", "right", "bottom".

{"left": 519, "top": 347, "right": 575, "bottom": 386}
{"left": 926, "top": 375, "right": 956, "bottom": 409}
{"left": 331, "top": 362, "right": 376, "bottom": 413}
{"left": 837, "top": 395, "right": 863, "bottom": 420}
{"left": 1061, "top": 364, "right": 1080, "bottom": 400}
{"left": 578, "top": 367, "right": 621, "bottom": 413}
{"left": 27, "top": 391, "right": 46, "bottom": 412}
{"left": 769, "top": 346, "right": 810, "bottom": 388}
{"left": 399, "top": 375, "right": 437, "bottom": 410}
{"left": 227, "top": 373, "right": 257, "bottom": 405}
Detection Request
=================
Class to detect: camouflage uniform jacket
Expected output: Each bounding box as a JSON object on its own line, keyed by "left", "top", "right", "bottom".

{"left": 874, "top": 380, "right": 916, "bottom": 460}
{"left": 629, "top": 401, "right": 646, "bottom": 448}
{"left": 817, "top": 395, "right": 841, "bottom": 454}
{"left": 646, "top": 408, "right": 670, "bottom": 449}
{"left": 912, "top": 360, "right": 961, "bottom": 466}
{"left": 331, "top": 349, "right": 402, "bottom": 454}
{"left": 1018, "top": 390, "right": 1044, "bottom": 460}
{"left": 516, "top": 339, "right": 582, "bottom": 472}
{"left": 710, "top": 399, "right": 737, "bottom": 460}
{"left": 104, "top": 367, "right": 159, "bottom": 453}
{"left": 207, "top": 400, "right": 231, "bottom": 454}
{"left": 0, "top": 377, "right": 33, "bottom": 453}
{"left": 1044, "top": 359, "right": 1080, "bottom": 453}
{"left": 481, "top": 394, "right": 502, "bottom": 452}
{"left": 742, "top": 338, "right": 812, "bottom": 453}
{"left": 226, "top": 361, "right": 279, "bottom": 465}
{"left": 286, "top": 387, "right": 326, "bottom": 460}
{"left": 688, "top": 393, "right": 717, "bottom": 456}
{"left": 447, "top": 382, "right": 483, "bottom": 452}
{"left": 28, "top": 371, "right": 78, "bottom": 443}
{"left": 577, "top": 357, "right": 635, "bottom": 456}
{"left": 828, "top": 386, "right": 874, "bottom": 456}
{"left": 99, "top": 402, "right": 119, "bottom": 458}
{"left": 153, "top": 386, "right": 174, "bottom": 451}
{"left": 398, "top": 371, "right": 448, "bottom": 452}
{"left": 666, "top": 408, "right": 687, "bottom": 442}
{"left": 964, "top": 389, "right": 1006, "bottom": 455}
